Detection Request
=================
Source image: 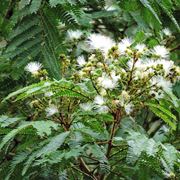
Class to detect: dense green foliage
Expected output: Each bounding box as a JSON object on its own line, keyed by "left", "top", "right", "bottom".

{"left": 0, "top": 0, "right": 179, "bottom": 179}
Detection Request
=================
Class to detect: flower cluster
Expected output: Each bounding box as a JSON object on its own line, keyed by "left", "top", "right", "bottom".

{"left": 67, "top": 30, "right": 83, "bottom": 40}
{"left": 24, "top": 32, "right": 179, "bottom": 117}
{"left": 25, "top": 62, "right": 42, "bottom": 75}
{"left": 45, "top": 104, "right": 59, "bottom": 117}
{"left": 24, "top": 61, "right": 48, "bottom": 80}
{"left": 76, "top": 33, "right": 179, "bottom": 115}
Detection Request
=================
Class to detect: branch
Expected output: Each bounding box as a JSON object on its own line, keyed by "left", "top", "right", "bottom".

{"left": 106, "top": 109, "right": 121, "bottom": 158}
{"left": 106, "top": 120, "right": 117, "bottom": 158}
{"left": 78, "top": 158, "right": 98, "bottom": 180}
{"left": 99, "top": 109, "right": 122, "bottom": 180}
{"left": 89, "top": 73, "right": 100, "bottom": 95}
{"left": 170, "top": 44, "right": 180, "bottom": 52}
{"left": 126, "top": 52, "right": 138, "bottom": 88}
{"left": 72, "top": 166, "right": 95, "bottom": 180}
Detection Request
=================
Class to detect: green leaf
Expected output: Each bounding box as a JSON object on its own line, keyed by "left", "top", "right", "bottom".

{"left": 0, "top": 123, "right": 31, "bottom": 150}
{"left": 156, "top": 0, "right": 180, "bottom": 32}
{"left": 2, "top": 80, "right": 53, "bottom": 102}
{"left": 0, "top": 121, "right": 59, "bottom": 150}
{"left": 149, "top": 106, "right": 176, "bottom": 130}
{"left": 91, "top": 10, "right": 118, "bottom": 19}
{"left": 3, "top": 10, "right": 61, "bottom": 80}
{"left": 134, "top": 31, "right": 146, "bottom": 42}
{"left": 139, "top": 0, "right": 162, "bottom": 25}
{"left": 161, "top": 144, "right": 178, "bottom": 171}
{"left": 146, "top": 102, "right": 177, "bottom": 121}
{"left": 121, "top": 0, "right": 140, "bottom": 11}
{"left": 36, "top": 131, "right": 70, "bottom": 157}
{"left": 49, "top": 0, "right": 67, "bottom": 7}
{"left": 147, "top": 38, "right": 159, "bottom": 47}
{"left": 32, "top": 121, "right": 59, "bottom": 137}
{"left": 126, "top": 131, "right": 159, "bottom": 164}
{"left": 75, "top": 127, "right": 103, "bottom": 140}
{"left": 40, "top": 12, "right": 61, "bottom": 79}
{"left": 0, "top": 115, "right": 24, "bottom": 127}
{"left": 165, "top": 91, "right": 179, "bottom": 110}
{"left": 22, "top": 150, "right": 40, "bottom": 176}
{"left": 18, "top": 0, "right": 31, "bottom": 9}
{"left": 64, "top": 148, "right": 83, "bottom": 159}
{"left": 129, "top": 12, "right": 148, "bottom": 30}
{"left": 84, "top": 144, "right": 107, "bottom": 163}
{"left": 29, "top": 0, "right": 42, "bottom": 13}
{"left": 3, "top": 79, "right": 91, "bottom": 103}
{"left": 5, "top": 151, "right": 30, "bottom": 180}
{"left": 53, "top": 89, "right": 88, "bottom": 99}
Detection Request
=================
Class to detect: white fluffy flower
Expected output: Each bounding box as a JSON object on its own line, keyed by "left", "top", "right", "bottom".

{"left": 127, "top": 59, "right": 139, "bottom": 70}
{"left": 97, "top": 73, "right": 118, "bottom": 90}
{"left": 67, "top": 30, "right": 83, "bottom": 40}
{"left": 80, "top": 103, "right": 93, "bottom": 111}
{"left": 93, "top": 95, "right": 109, "bottom": 113}
{"left": 94, "top": 95, "right": 105, "bottom": 105}
{"left": 44, "top": 91, "right": 53, "bottom": 97}
{"left": 150, "top": 76, "right": 172, "bottom": 93}
{"left": 135, "top": 43, "right": 146, "bottom": 53}
{"left": 88, "top": 34, "right": 115, "bottom": 54}
{"left": 45, "top": 105, "right": 59, "bottom": 117}
{"left": 127, "top": 58, "right": 156, "bottom": 80}
{"left": 98, "top": 77, "right": 116, "bottom": 89}
{"left": 133, "top": 59, "right": 155, "bottom": 79}
{"left": 134, "top": 70, "right": 144, "bottom": 80}
{"left": 127, "top": 59, "right": 135, "bottom": 70}
{"left": 156, "top": 59, "right": 174, "bottom": 76}
{"left": 163, "top": 28, "right": 172, "bottom": 36}
{"left": 144, "top": 59, "right": 158, "bottom": 67}
{"left": 152, "top": 45, "right": 169, "bottom": 59}
{"left": 111, "top": 71, "right": 120, "bottom": 82}
{"left": 96, "top": 105, "right": 109, "bottom": 113}
{"left": 118, "top": 37, "right": 133, "bottom": 54}
{"left": 25, "top": 62, "right": 42, "bottom": 75}
{"left": 158, "top": 78, "right": 172, "bottom": 92}
{"left": 121, "top": 37, "right": 132, "bottom": 47}
{"left": 77, "top": 56, "right": 86, "bottom": 67}
{"left": 127, "top": 58, "right": 145, "bottom": 70}
{"left": 124, "top": 103, "right": 134, "bottom": 115}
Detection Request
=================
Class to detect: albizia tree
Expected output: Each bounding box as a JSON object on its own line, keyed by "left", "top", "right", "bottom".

{"left": 0, "top": 0, "right": 180, "bottom": 180}
{"left": 0, "top": 31, "right": 179, "bottom": 179}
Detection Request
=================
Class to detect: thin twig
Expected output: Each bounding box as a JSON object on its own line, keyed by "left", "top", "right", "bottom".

{"left": 170, "top": 44, "right": 180, "bottom": 52}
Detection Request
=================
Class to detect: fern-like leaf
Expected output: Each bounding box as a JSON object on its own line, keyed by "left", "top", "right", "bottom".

{"left": 29, "top": 0, "right": 43, "bottom": 13}
{"left": 36, "top": 131, "right": 70, "bottom": 157}
{"left": 0, "top": 121, "right": 59, "bottom": 150}
{"left": 3, "top": 79, "right": 92, "bottom": 102}
{"left": 145, "top": 102, "right": 177, "bottom": 130}
{"left": 5, "top": 151, "right": 30, "bottom": 180}
{"left": 145, "top": 102, "right": 177, "bottom": 121}
{"left": 0, "top": 115, "right": 24, "bottom": 127}
{"left": 3, "top": 7, "right": 62, "bottom": 79}
{"left": 148, "top": 107, "right": 176, "bottom": 130}
{"left": 139, "top": 0, "right": 162, "bottom": 25}
{"left": 155, "top": 0, "right": 180, "bottom": 32}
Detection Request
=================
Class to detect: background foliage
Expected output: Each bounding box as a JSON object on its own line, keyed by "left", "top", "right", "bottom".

{"left": 0, "top": 0, "right": 179, "bottom": 179}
